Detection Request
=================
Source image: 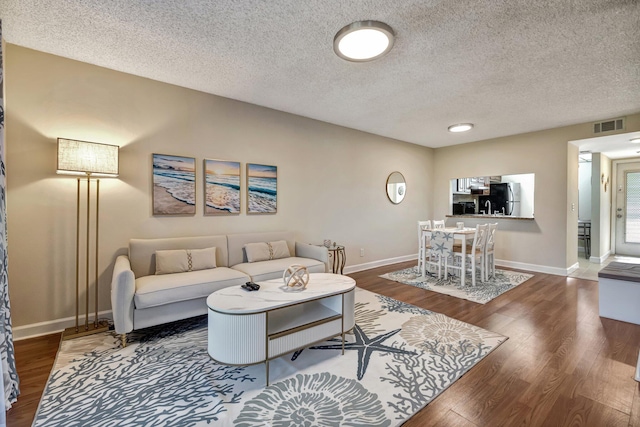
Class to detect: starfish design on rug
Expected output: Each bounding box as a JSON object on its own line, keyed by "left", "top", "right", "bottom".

{"left": 310, "top": 324, "right": 417, "bottom": 380}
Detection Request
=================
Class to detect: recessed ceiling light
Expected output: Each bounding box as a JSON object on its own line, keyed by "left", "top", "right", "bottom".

{"left": 630, "top": 137, "right": 640, "bottom": 143}
{"left": 448, "top": 123, "right": 474, "bottom": 133}
{"left": 334, "top": 21, "right": 395, "bottom": 62}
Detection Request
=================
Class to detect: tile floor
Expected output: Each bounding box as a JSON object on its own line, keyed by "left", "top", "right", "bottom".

{"left": 568, "top": 253, "right": 640, "bottom": 281}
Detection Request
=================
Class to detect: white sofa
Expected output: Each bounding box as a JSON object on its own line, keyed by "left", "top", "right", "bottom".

{"left": 110, "top": 231, "right": 328, "bottom": 345}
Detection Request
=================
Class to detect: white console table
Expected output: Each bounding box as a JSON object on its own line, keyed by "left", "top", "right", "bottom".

{"left": 207, "top": 273, "right": 356, "bottom": 385}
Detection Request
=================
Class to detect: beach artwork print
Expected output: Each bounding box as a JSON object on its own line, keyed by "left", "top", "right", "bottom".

{"left": 152, "top": 154, "right": 196, "bottom": 215}
{"left": 204, "top": 159, "right": 241, "bottom": 215}
{"left": 247, "top": 163, "right": 277, "bottom": 214}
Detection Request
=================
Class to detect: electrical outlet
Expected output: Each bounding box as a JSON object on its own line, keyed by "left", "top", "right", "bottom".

{"left": 360, "top": 248, "right": 364, "bottom": 257}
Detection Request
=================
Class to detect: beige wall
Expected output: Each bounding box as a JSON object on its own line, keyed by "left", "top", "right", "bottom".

{"left": 567, "top": 142, "right": 579, "bottom": 268}
{"left": 6, "top": 43, "right": 640, "bottom": 334}
{"left": 590, "top": 153, "right": 612, "bottom": 259}
{"left": 5, "top": 45, "right": 434, "bottom": 329}
{"left": 433, "top": 114, "right": 640, "bottom": 273}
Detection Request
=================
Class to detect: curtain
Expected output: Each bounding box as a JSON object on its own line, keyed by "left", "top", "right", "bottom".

{"left": 0, "top": 20, "right": 20, "bottom": 412}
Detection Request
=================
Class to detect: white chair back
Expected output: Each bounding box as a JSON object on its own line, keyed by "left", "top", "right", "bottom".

{"left": 484, "top": 223, "right": 498, "bottom": 281}
{"left": 433, "top": 220, "right": 445, "bottom": 229}
{"left": 486, "top": 223, "right": 498, "bottom": 251}
{"left": 456, "top": 224, "right": 489, "bottom": 286}
{"left": 417, "top": 220, "right": 432, "bottom": 273}
{"left": 418, "top": 220, "right": 432, "bottom": 234}
{"left": 472, "top": 224, "right": 489, "bottom": 254}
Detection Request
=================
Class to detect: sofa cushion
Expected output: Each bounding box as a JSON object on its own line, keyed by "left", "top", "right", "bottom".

{"left": 244, "top": 240, "right": 290, "bottom": 263}
{"left": 231, "top": 257, "right": 326, "bottom": 282}
{"left": 129, "top": 235, "right": 229, "bottom": 278}
{"left": 155, "top": 247, "right": 217, "bottom": 275}
{"left": 135, "top": 267, "right": 249, "bottom": 309}
{"left": 227, "top": 232, "right": 295, "bottom": 267}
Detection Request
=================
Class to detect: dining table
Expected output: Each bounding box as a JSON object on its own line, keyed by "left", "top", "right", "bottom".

{"left": 421, "top": 227, "right": 477, "bottom": 286}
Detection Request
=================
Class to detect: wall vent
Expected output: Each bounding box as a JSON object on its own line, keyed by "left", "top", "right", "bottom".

{"left": 593, "top": 117, "right": 625, "bottom": 134}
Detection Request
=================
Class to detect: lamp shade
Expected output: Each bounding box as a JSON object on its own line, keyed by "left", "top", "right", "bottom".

{"left": 57, "top": 138, "right": 119, "bottom": 177}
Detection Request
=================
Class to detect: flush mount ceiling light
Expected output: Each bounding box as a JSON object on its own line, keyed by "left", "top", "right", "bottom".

{"left": 630, "top": 137, "right": 640, "bottom": 143}
{"left": 448, "top": 123, "right": 474, "bottom": 133}
{"left": 334, "top": 20, "right": 395, "bottom": 62}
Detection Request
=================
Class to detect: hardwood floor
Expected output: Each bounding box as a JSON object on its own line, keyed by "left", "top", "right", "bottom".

{"left": 7, "top": 333, "right": 59, "bottom": 427}
{"left": 7, "top": 261, "right": 640, "bottom": 426}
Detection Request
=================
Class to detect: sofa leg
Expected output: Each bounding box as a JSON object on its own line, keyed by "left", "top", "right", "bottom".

{"left": 121, "top": 334, "right": 127, "bottom": 348}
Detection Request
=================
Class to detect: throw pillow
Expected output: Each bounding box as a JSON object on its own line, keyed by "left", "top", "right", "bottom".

{"left": 155, "top": 247, "right": 217, "bottom": 275}
{"left": 244, "top": 240, "right": 291, "bottom": 263}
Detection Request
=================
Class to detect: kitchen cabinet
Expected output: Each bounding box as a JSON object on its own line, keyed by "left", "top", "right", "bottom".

{"left": 455, "top": 177, "right": 491, "bottom": 194}
{"left": 455, "top": 178, "right": 470, "bottom": 194}
{"left": 468, "top": 177, "right": 490, "bottom": 195}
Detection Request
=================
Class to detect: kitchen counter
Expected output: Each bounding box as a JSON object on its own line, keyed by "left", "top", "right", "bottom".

{"left": 446, "top": 214, "right": 534, "bottom": 220}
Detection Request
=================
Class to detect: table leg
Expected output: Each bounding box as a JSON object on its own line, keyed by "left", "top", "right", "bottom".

{"left": 331, "top": 250, "right": 337, "bottom": 274}
{"left": 338, "top": 248, "right": 346, "bottom": 274}
{"left": 329, "top": 248, "right": 347, "bottom": 274}
{"left": 421, "top": 232, "right": 427, "bottom": 278}
{"left": 461, "top": 234, "right": 466, "bottom": 286}
{"left": 265, "top": 312, "right": 269, "bottom": 385}
{"left": 341, "top": 294, "right": 345, "bottom": 355}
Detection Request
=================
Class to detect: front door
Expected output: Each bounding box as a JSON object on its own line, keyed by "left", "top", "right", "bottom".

{"left": 615, "top": 161, "right": 640, "bottom": 256}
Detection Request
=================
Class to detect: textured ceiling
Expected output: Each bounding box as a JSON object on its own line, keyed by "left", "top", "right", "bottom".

{"left": 0, "top": 0, "right": 639, "bottom": 148}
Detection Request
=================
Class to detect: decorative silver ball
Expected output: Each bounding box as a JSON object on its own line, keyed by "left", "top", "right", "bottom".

{"left": 283, "top": 264, "right": 309, "bottom": 290}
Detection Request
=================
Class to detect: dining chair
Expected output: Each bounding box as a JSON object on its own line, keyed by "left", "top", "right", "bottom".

{"left": 453, "top": 224, "right": 489, "bottom": 286}
{"left": 577, "top": 221, "right": 591, "bottom": 259}
{"left": 430, "top": 230, "right": 460, "bottom": 280}
{"left": 417, "top": 220, "right": 432, "bottom": 273}
{"left": 432, "top": 220, "right": 445, "bottom": 229}
{"left": 485, "top": 223, "right": 498, "bottom": 280}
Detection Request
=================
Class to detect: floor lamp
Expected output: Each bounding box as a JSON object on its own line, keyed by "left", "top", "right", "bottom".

{"left": 56, "top": 138, "right": 119, "bottom": 340}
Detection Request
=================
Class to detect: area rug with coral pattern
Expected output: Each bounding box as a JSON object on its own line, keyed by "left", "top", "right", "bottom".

{"left": 34, "top": 288, "right": 506, "bottom": 426}
{"left": 381, "top": 265, "right": 533, "bottom": 304}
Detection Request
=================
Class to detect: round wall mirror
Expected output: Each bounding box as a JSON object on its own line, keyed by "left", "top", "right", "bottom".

{"left": 386, "top": 171, "right": 406, "bottom": 204}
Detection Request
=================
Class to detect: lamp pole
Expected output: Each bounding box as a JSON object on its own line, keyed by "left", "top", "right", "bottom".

{"left": 95, "top": 178, "right": 100, "bottom": 328}
{"left": 58, "top": 138, "right": 117, "bottom": 340}
{"left": 85, "top": 173, "right": 90, "bottom": 331}
{"left": 74, "top": 178, "right": 80, "bottom": 333}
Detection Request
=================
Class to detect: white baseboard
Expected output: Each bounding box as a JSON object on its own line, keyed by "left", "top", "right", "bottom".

{"left": 344, "top": 254, "right": 418, "bottom": 274}
{"left": 589, "top": 250, "right": 611, "bottom": 264}
{"left": 345, "top": 254, "right": 571, "bottom": 276}
{"left": 567, "top": 262, "right": 580, "bottom": 275}
{"left": 13, "top": 310, "right": 113, "bottom": 341}
{"left": 495, "top": 259, "right": 573, "bottom": 276}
